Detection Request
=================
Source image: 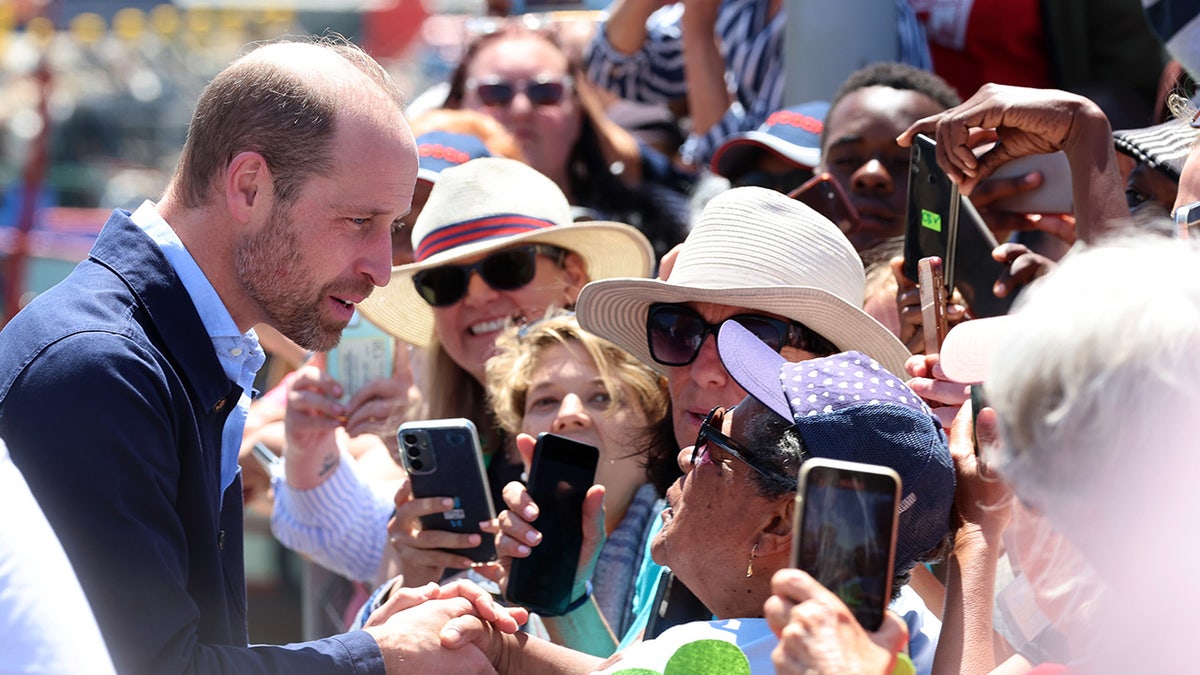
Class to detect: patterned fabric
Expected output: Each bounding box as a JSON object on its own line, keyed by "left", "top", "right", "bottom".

{"left": 586, "top": 0, "right": 931, "bottom": 166}
{"left": 593, "top": 482, "right": 660, "bottom": 637}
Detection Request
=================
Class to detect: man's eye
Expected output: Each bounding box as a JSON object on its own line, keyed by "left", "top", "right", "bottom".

{"left": 350, "top": 217, "right": 370, "bottom": 227}
{"left": 1126, "top": 188, "right": 1148, "bottom": 208}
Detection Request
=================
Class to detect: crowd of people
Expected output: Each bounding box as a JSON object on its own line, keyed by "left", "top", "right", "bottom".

{"left": 3, "top": 1, "right": 1200, "bottom": 674}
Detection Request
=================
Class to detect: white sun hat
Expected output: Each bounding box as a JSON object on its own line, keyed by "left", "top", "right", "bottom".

{"left": 357, "top": 157, "right": 654, "bottom": 346}
{"left": 575, "top": 186, "right": 910, "bottom": 377}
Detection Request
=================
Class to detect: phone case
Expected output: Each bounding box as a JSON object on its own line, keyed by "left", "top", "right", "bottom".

{"left": 644, "top": 570, "right": 712, "bottom": 640}
{"left": 917, "top": 256, "right": 948, "bottom": 354}
{"left": 396, "top": 419, "right": 496, "bottom": 563}
{"left": 504, "top": 433, "right": 598, "bottom": 616}
{"left": 788, "top": 172, "right": 861, "bottom": 234}
{"left": 903, "top": 134, "right": 1014, "bottom": 318}
{"left": 792, "top": 458, "right": 900, "bottom": 632}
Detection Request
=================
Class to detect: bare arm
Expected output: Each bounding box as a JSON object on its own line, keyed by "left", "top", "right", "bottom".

{"left": 680, "top": 0, "right": 734, "bottom": 139}
{"left": 602, "top": 0, "right": 665, "bottom": 55}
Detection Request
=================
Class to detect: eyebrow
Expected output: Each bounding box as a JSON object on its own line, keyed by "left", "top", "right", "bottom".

{"left": 825, "top": 134, "right": 864, "bottom": 151}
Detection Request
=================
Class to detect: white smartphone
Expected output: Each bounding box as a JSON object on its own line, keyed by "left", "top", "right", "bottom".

{"left": 326, "top": 311, "right": 395, "bottom": 400}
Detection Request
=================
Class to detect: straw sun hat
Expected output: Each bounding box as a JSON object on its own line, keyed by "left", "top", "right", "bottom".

{"left": 357, "top": 157, "right": 654, "bottom": 346}
{"left": 575, "top": 186, "right": 911, "bottom": 377}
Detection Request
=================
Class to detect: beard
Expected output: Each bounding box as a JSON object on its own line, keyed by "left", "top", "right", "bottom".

{"left": 235, "top": 202, "right": 372, "bottom": 351}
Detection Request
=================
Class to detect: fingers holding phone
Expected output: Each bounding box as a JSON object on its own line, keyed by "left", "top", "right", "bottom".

{"left": 765, "top": 568, "right": 910, "bottom": 675}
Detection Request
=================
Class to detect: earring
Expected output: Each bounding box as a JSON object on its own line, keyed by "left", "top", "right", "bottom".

{"left": 746, "top": 543, "right": 758, "bottom": 578}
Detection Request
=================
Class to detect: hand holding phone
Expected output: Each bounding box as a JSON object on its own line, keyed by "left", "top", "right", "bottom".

{"left": 504, "top": 433, "right": 598, "bottom": 616}
{"left": 325, "top": 311, "right": 396, "bottom": 401}
{"left": 792, "top": 458, "right": 901, "bottom": 631}
{"left": 395, "top": 419, "right": 497, "bottom": 564}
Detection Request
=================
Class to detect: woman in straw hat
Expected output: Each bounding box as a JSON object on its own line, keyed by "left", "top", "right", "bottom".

{"left": 272, "top": 157, "right": 654, "bottom": 587}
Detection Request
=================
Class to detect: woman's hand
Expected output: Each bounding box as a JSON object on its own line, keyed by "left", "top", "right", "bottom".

{"left": 385, "top": 478, "right": 490, "bottom": 588}
{"left": 765, "top": 569, "right": 909, "bottom": 675}
{"left": 991, "top": 242, "right": 1057, "bottom": 299}
{"left": 948, "top": 401, "right": 1011, "bottom": 541}
{"left": 904, "top": 353, "right": 970, "bottom": 429}
{"left": 891, "top": 257, "right": 967, "bottom": 355}
{"left": 282, "top": 359, "right": 348, "bottom": 490}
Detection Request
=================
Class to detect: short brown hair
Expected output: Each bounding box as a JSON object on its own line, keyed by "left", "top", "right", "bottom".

{"left": 172, "top": 36, "right": 404, "bottom": 209}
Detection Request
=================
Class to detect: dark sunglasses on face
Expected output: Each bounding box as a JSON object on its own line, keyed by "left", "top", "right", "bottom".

{"left": 412, "top": 244, "right": 566, "bottom": 307}
{"left": 466, "top": 75, "right": 573, "bottom": 107}
{"left": 691, "top": 406, "right": 771, "bottom": 479}
{"left": 646, "top": 303, "right": 838, "bottom": 367}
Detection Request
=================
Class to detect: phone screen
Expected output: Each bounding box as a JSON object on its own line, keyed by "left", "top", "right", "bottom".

{"left": 504, "top": 433, "right": 598, "bottom": 616}
{"left": 792, "top": 460, "right": 900, "bottom": 631}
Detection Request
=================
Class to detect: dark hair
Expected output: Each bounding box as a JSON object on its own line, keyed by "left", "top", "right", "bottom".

{"left": 828, "top": 62, "right": 962, "bottom": 121}
{"left": 444, "top": 27, "right": 688, "bottom": 260}
{"left": 172, "top": 36, "right": 404, "bottom": 209}
{"left": 640, "top": 408, "right": 684, "bottom": 496}
{"left": 740, "top": 405, "right": 807, "bottom": 500}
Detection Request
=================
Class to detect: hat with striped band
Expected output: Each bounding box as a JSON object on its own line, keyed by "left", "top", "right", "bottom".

{"left": 357, "top": 157, "right": 654, "bottom": 346}
{"left": 575, "top": 186, "right": 910, "bottom": 377}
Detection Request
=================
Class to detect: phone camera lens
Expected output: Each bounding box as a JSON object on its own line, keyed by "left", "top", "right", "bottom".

{"left": 406, "top": 445, "right": 421, "bottom": 458}
{"left": 410, "top": 458, "right": 424, "bottom": 471}
{"left": 402, "top": 433, "right": 417, "bottom": 446}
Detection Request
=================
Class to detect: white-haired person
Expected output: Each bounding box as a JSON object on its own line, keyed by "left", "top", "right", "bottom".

{"left": 766, "top": 234, "right": 1200, "bottom": 674}
{"left": 271, "top": 158, "right": 654, "bottom": 587}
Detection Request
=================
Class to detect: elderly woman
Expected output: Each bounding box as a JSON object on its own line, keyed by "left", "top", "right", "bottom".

{"left": 459, "top": 325, "right": 955, "bottom": 674}
{"left": 270, "top": 158, "right": 654, "bottom": 586}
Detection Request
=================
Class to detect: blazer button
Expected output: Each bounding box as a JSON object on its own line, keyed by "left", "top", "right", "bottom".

{"left": 213, "top": 398, "right": 227, "bottom": 412}
{"left": 218, "top": 530, "right": 226, "bottom": 550}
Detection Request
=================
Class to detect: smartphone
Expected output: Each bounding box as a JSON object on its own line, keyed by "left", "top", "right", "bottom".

{"left": 791, "top": 458, "right": 901, "bottom": 632}
{"left": 788, "top": 172, "right": 861, "bottom": 236}
{"left": 985, "top": 152, "right": 1073, "bottom": 215}
{"left": 395, "top": 418, "right": 496, "bottom": 564}
{"left": 326, "top": 311, "right": 395, "bottom": 400}
{"left": 903, "top": 134, "right": 1014, "bottom": 318}
{"left": 251, "top": 442, "right": 282, "bottom": 478}
{"left": 918, "top": 256, "right": 948, "bottom": 355}
{"left": 1175, "top": 200, "right": 1200, "bottom": 239}
{"left": 504, "top": 432, "right": 598, "bottom": 616}
{"left": 644, "top": 569, "right": 712, "bottom": 640}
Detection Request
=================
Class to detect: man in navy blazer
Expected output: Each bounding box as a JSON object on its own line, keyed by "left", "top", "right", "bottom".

{"left": 0, "top": 38, "right": 521, "bottom": 674}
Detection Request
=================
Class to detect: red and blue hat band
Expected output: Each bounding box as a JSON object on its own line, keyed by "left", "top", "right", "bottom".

{"left": 414, "top": 214, "right": 558, "bottom": 261}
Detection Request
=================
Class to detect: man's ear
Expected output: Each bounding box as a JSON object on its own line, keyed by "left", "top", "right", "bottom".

{"left": 225, "top": 151, "right": 272, "bottom": 223}
{"left": 755, "top": 497, "right": 796, "bottom": 559}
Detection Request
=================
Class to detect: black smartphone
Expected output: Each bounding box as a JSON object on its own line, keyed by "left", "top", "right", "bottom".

{"left": 395, "top": 418, "right": 497, "bottom": 564}
{"left": 903, "top": 133, "right": 1014, "bottom": 318}
{"left": 504, "top": 432, "right": 598, "bottom": 616}
{"left": 788, "top": 172, "right": 861, "bottom": 235}
{"left": 791, "top": 458, "right": 901, "bottom": 632}
{"left": 644, "top": 569, "right": 712, "bottom": 640}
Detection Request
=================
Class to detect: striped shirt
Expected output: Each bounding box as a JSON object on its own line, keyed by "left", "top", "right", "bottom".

{"left": 586, "top": 0, "right": 931, "bottom": 166}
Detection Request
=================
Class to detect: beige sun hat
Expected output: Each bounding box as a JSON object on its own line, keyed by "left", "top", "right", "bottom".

{"left": 575, "top": 186, "right": 911, "bottom": 377}
{"left": 358, "top": 157, "right": 654, "bottom": 346}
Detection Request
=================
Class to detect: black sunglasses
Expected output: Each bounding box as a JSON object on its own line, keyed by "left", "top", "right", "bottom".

{"left": 646, "top": 303, "right": 837, "bottom": 367}
{"left": 691, "top": 406, "right": 771, "bottom": 479}
{"left": 466, "top": 75, "right": 573, "bottom": 107}
{"left": 412, "top": 244, "right": 566, "bottom": 307}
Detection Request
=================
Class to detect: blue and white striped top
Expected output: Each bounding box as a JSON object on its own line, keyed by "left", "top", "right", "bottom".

{"left": 586, "top": 0, "right": 931, "bottom": 166}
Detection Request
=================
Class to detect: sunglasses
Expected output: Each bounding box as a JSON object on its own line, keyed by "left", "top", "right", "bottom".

{"left": 466, "top": 75, "right": 573, "bottom": 107}
{"left": 412, "top": 244, "right": 566, "bottom": 307}
{"left": 646, "top": 303, "right": 837, "bottom": 367}
{"left": 691, "top": 406, "right": 771, "bottom": 479}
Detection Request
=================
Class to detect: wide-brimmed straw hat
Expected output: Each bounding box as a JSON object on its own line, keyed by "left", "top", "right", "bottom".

{"left": 575, "top": 186, "right": 910, "bottom": 377}
{"left": 358, "top": 157, "right": 654, "bottom": 346}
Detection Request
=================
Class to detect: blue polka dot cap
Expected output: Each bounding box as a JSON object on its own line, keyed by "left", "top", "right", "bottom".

{"left": 718, "top": 321, "right": 955, "bottom": 571}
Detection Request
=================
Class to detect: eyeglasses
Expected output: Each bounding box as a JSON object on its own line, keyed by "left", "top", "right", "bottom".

{"left": 691, "top": 406, "right": 771, "bottom": 479}
{"left": 412, "top": 244, "right": 566, "bottom": 307}
{"left": 465, "top": 75, "right": 573, "bottom": 108}
{"left": 646, "top": 303, "right": 837, "bottom": 367}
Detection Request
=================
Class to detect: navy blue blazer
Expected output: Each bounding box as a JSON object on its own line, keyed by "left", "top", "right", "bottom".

{"left": 0, "top": 210, "right": 385, "bottom": 674}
